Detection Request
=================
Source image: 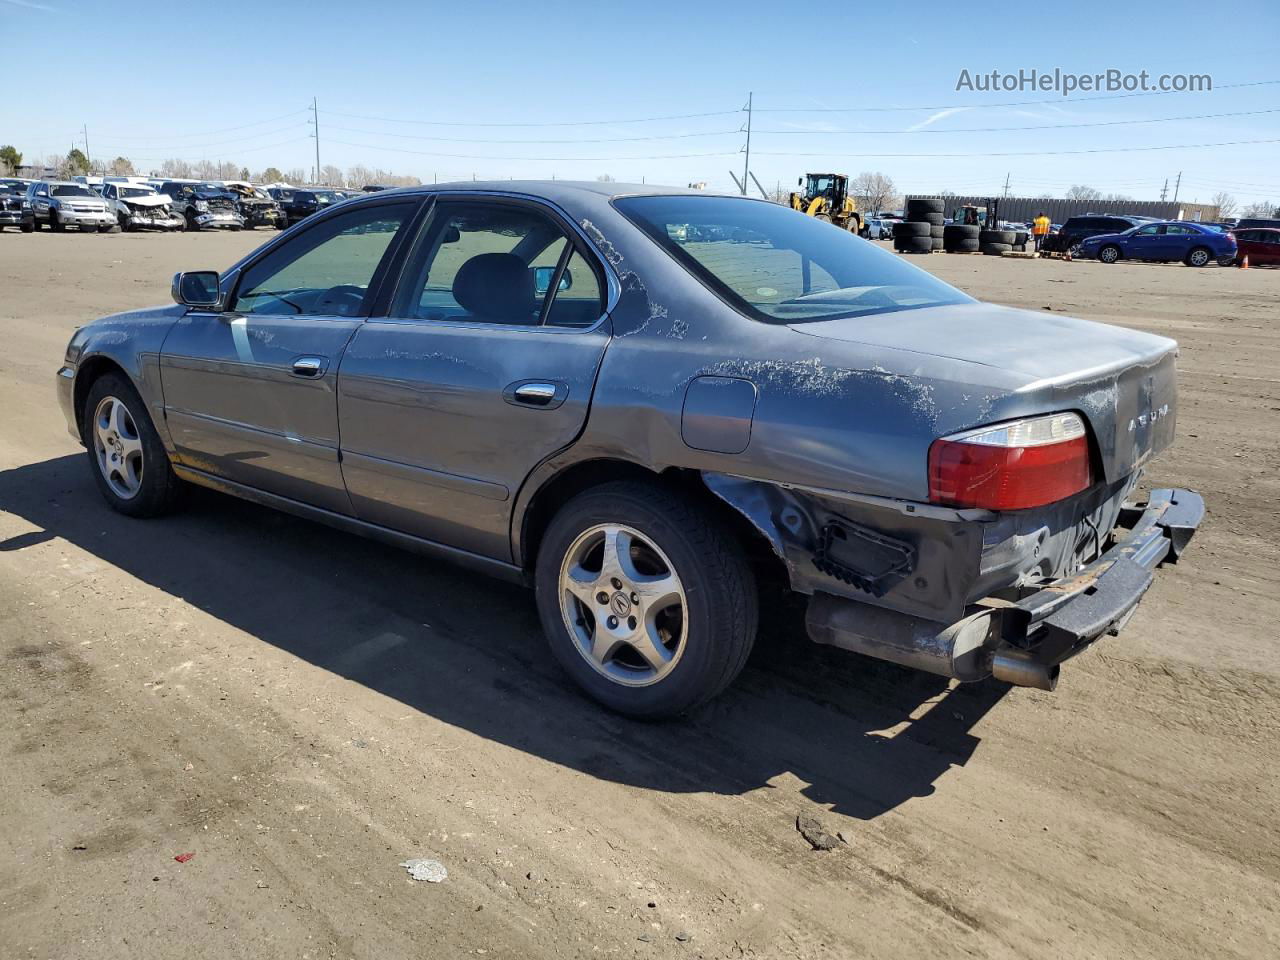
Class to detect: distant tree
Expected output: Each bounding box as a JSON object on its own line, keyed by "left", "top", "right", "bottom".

{"left": 284, "top": 167, "right": 307, "bottom": 185}
{"left": 596, "top": 173, "right": 616, "bottom": 182}
{"left": 161, "top": 158, "right": 194, "bottom": 179}
{"left": 108, "top": 156, "right": 137, "bottom": 176}
{"left": 320, "top": 164, "right": 344, "bottom": 186}
{"left": 1065, "top": 184, "right": 1103, "bottom": 202}
{"left": 64, "top": 147, "right": 90, "bottom": 177}
{"left": 258, "top": 166, "right": 285, "bottom": 184}
{"left": 1211, "top": 191, "right": 1237, "bottom": 218}
{"left": 346, "top": 164, "right": 374, "bottom": 188}
{"left": 1101, "top": 193, "right": 1133, "bottom": 202}
{"left": 1240, "top": 200, "right": 1279, "bottom": 218}
{"left": 0, "top": 145, "right": 22, "bottom": 174}
{"left": 849, "top": 171, "right": 898, "bottom": 215}
{"left": 240, "top": 166, "right": 250, "bottom": 181}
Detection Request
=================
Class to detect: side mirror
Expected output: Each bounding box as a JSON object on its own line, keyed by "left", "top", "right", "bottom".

{"left": 797, "top": 177, "right": 803, "bottom": 186}
{"left": 172, "top": 270, "right": 221, "bottom": 308}
{"left": 532, "top": 266, "right": 572, "bottom": 295}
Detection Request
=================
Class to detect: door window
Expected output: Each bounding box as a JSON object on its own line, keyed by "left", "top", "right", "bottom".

{"left": 232, "top": 202, "right": 415, "bottom": 317}
{"left": 1164, "top": 224, "right": 1196, "bottom": 235}
{"left": 394, "top": 200, "right": 604, "bottom": 326}
{"left": 1134, "top": 225, "right": 1161, "bottom": 236}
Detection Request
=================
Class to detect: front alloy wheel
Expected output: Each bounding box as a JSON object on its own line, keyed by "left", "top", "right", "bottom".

{"left": 91, "top": 395, "right": 144, "bottom": 499}
{"left": 1099, "top": 245, "right": 1121, "bottom": 264}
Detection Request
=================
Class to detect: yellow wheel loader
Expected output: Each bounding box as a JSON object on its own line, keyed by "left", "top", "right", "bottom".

{"left": 790, "top": 173, "right": 865, "bottom": 236}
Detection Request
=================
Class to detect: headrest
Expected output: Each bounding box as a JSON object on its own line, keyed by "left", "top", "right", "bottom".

{"left": 452, "top": 253, "right": 535, "bottom": 324}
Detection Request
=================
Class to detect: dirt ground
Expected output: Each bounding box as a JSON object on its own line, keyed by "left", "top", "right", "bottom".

{"left": 1, "top": 229, "right": 1278, "bottom": 960}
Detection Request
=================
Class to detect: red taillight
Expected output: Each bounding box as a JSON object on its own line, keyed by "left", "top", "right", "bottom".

{"left": 928, "top": 413, "right": 1093, "bottom": 510}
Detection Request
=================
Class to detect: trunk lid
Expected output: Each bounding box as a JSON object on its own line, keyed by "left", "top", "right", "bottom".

{"left": 790, "top": 302, "right": 1179, "bottom": 483}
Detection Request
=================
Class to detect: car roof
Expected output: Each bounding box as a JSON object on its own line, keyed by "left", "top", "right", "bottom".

{"left": 369, "top": 179, "right": 727, "bottom": 204}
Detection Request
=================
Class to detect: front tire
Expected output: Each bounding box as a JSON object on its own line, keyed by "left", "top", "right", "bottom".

{"left": 1098, "top": 244, "right": 1121, "bottom": 264}
{"left": 535, "top": 481, "right": 757, "bottom": 718}
{"left": 81, "top": 373, "right": 183, "bottom": 518}
{"left": 50, "top": 211, "right": 64, "bottom": 232}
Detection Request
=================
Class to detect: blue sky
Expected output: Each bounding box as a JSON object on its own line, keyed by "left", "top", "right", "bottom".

{"left": 3, "top": 0, "right": 1278, "bottom": 206}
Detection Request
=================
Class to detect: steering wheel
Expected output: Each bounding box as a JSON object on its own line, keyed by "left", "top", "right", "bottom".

{"left": 314, "top": 284, "right": 366, "bottom": 316}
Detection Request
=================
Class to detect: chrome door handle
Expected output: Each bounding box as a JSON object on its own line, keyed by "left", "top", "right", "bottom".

{"left": 291, "top": 356, "right": 327, "bottom": 378}
{"left": 514, "top": 382, "right": 557, "bottom": 405}
{"left": 504, "top": 380, "right": 566, "bottom": 409}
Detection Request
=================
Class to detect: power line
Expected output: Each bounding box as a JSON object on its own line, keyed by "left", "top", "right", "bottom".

{"left": 754, "top": 137, "right": 1280, "bottom": 159}
{"left": 322, "top": 137, "right": 737, "bottom": 162}
{"left": 320, "top": 123, "right": 742, "bottom": 144}
{"left": 754, "top": 79, "right": 1280, "bottom": 113}
{"left": 90, "top": 109, "right": 311, "bottom": 141}
{"left": 754, "top": 107, "right": 1280, "bottom": 135}
{"left": 323, "top": 108, "right": 741, "bottom": 128}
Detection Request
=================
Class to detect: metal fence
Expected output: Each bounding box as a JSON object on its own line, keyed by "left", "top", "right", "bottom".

{"left": 904, "top": 195, "right": 1220, "bottom": 224}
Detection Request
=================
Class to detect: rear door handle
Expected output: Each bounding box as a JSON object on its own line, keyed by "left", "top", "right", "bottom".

{"left": 291, "top": 356, "right": 327, "bottom": 378}
{"left": 504, "top": 380, "right": 566, "bottom": 410}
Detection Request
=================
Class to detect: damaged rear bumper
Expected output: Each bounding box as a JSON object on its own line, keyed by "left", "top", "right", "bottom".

{"left": 806, "top": 488, "right": 1204, "bottom": 689}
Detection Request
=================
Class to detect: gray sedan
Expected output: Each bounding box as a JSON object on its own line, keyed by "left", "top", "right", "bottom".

{"left": 56, "top": 182, "right": 1203, "bottom": 717}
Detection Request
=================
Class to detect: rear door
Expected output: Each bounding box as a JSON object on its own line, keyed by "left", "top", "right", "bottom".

{"left": 336, "top": 195, "right": 612, "bottom": 560}
{"left": 160, "top": 198, "right": 420, "bottom": 513}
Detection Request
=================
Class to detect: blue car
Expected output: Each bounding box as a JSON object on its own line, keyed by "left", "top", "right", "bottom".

{"left": 1080, "top": 220, "right": 1236, "bottom": 267}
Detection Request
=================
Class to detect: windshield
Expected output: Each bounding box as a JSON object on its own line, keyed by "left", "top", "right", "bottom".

{"left": 120, "top": 187, "right": 156, "bottom": 198}
{"left": 615, "top": 195, "right": 972, "bottom": 324}
{"left": 52, "top": 185, "right": 95, "bottom": 197}
{"left": 313, "top": 191, "right": 340, "bottom": 202}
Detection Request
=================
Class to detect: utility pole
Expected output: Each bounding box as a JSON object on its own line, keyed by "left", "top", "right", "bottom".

{"left": 1172, "top": 171, "right": 1182, "bottom": 203}
{"left": 740, "top": 91, "right": 753, "bottom": 197}
{"left": 309, "top": 97, "right": 321, "bottom": 185}
{"left": 1160, "top": 178, "right": 1168, "bottom": 201}
{"left": 1002, "top": 172, "right": 1011, "bottom": 197}
{"left": 82, "top": 123, "right": 90, "bottom": 166}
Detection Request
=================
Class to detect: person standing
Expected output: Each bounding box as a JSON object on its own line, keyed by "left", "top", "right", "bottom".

{"left": 1032, "top": 212, "right": 1051, "bottom": 252}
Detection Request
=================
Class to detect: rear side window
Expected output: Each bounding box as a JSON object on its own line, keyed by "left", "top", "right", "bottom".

{"left": 616, "top": 194, "right": 970, "bottom": 324}
{"left": 393, "top": 199, "right": 604, "bottom": 326}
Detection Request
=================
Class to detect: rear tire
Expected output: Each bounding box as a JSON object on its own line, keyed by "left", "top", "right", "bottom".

{"left": 1217, "top": 255, "right": 1236, "bottom": 267}
{"left": 535, "top": 481, "right": 757, "bottom": 718}
{"left": 20, "top": 220, "right": 33, "bottom": 233}
{"left": 81, "top": 372, "right": 183, "bottom": 518}
{"left": 1185, "top": 247, "right": 1211, "bottom": 267}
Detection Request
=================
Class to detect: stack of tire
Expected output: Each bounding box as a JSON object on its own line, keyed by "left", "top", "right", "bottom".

{"left": 978, "top": 227, "right": 1018, "bottom": 256}
{"left": 893, "top": 197, "right": 945, "bottom": 254}
{"left": 943, "top": 223, "right": 980, "bottom": 253}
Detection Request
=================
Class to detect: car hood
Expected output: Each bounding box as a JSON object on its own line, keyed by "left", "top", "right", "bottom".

{"left": 122, "top": 194, "right": 171, "bottom": 209}
{"left": 1081, "top": 232, "right": 1127, "bottom": 244}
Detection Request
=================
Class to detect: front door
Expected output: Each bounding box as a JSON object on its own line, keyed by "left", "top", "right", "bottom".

{"left": 160, "top": 199, "right": 419, "bottom": 513}
{"left": 1126, "top": 224, "right": 1164, "bottom": 260}
{"left": 336, "top": 196, "right": 612, "bottom": 560}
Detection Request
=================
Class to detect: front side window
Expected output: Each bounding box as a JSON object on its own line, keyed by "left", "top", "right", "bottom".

{"left": 1135, "top": 225, "right": 1161, "bottom": 236}
{"left": 232, "top": 202, "right": 415, "bottom": 317}
{"left": 394, "top": 200, "right": 604, "bottom": 326}
{"left": 615, "top": 194, "right": 971, "bottom": 324}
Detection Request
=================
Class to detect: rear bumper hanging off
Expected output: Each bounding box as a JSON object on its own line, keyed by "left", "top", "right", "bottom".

{"left": 806, "top": 488, "right": 1205, "bottom": 690}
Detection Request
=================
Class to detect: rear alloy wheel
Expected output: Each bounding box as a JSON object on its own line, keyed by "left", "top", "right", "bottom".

{"left": 536, "top": 481, "right": 756, "bottom": 718}
{"left": 1098, "top": 245, "right": 1122, "bottom": 264}
{"left": 1185, "top": 247, "right": 1211, "bottom": 267}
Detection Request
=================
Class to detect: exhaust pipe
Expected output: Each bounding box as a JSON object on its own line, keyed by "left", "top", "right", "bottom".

{"left": 991, "top": 648, "right": 1059, "bottom": 691}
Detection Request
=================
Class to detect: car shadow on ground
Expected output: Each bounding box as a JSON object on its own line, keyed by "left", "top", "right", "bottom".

{"left": 1, "top": 454, "right": 1009, "bottom": 820}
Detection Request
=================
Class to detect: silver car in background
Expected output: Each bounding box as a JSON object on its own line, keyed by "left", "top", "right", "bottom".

{"left": 24, "top": 180, "right": 115, "bottom": 232}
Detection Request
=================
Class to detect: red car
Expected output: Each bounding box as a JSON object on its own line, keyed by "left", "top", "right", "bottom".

{"left": 1233, "top": 227, "right": 1280, "bottom": 266}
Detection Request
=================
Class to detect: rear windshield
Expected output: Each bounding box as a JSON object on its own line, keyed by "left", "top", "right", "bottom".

{"left": 615, "top": 195, "right": 971, "bottom": 324}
